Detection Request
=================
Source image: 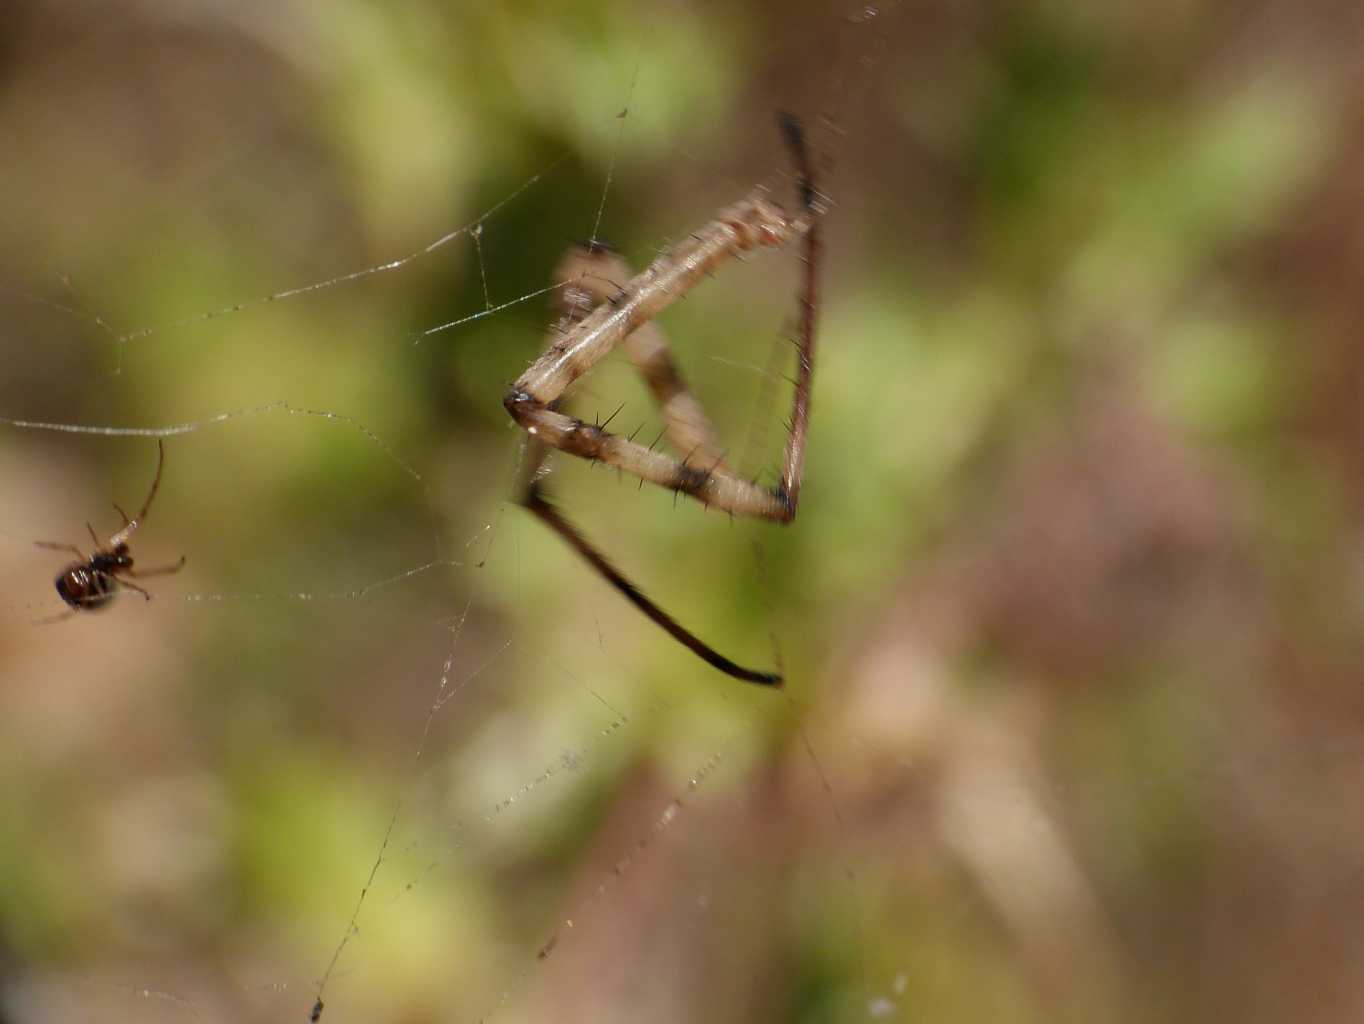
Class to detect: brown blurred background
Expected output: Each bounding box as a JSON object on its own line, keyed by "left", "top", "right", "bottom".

{"left": 4, "top": 1, "right": 1364, "bottom": 1021}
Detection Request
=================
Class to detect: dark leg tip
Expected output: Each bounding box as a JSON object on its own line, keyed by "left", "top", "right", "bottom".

{"left": 776, "top": 111, "right": 804, "bottom": 148}
{"left": 775, "top": 113, "right": 816, "bottom": 211}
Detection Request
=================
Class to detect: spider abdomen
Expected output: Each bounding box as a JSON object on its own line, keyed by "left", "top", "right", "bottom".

{"left": 55, "top": 564, "right": 118, "bottom": 610}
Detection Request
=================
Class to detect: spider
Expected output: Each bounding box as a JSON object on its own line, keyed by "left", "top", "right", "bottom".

{"left": 505, "top": 113, "right": 821, "bottom": 686}
{"left": 36, "top": 439, "right": 185, "bottom": 619}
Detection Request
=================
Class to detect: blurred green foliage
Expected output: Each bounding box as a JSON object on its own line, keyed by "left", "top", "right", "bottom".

{"left": 4, "top": 1, "right": 1364, "bottom": 1022}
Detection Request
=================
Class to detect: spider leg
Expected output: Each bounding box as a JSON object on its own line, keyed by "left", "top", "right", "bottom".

{"left": 87, "top": 522, "right": 102, "bottom": 548}
{"left": 31, "top": 608, "right": 78, "bottom": 626}
{"left": 116, "top": 577, "right": 154, "bottom": 601}
{"left": 505, "top": 395, "right": 790, "bottom": 518}
{"left": 112, "top": 502, "right": 131, "bottom": 529}
{"left": 35, "top": 541, "right": 86, "bottom": 560}
{"left": 123, "top": 555, "right": 187, "bottom": 578}
{"left": 773, "top": 112, "right": 820, "bottom": 514}
{"left": 553, "top": 245, "right": 732, "bottom": 474}
{"left": 108, "top": 439, "right": 166, "bottom": 549}
{"left": 524, "top": 483, "right": 781, "bottom": 686}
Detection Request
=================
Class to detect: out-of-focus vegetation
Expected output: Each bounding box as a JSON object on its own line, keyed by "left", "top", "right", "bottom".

{"left": 3, "top": 1, "right": 1364, "bottom": 1021}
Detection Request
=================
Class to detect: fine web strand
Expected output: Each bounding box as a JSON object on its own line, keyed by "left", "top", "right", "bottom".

{"left": 532, "top": 748, "right": 727, "bottom": 964}
{"left": 379, "top": 680, "right": 637, "bottom": 918}
{"left": 415, "top": 281, "right": 567, "bottom": 341}
{"left": 307, "top": 637, "right": 657, "bottom": 1020}
{"left": 312, "top": 602, "right": 479, "bottom": 1013}
{"left": 588, "top": 40, "right": 645, "bottom": 250}
{"left": 472, "top": 222, "right": 493, "bottom": 312}
{"left": 475, "top": 748, "right": 731, "bottom": 1023}
{"left": 111, "top": 157, "right": 568, "bottom": 346}
{"left": 0, "top": 403, "right": 426, "bottom": 485}
{"left": 178, "top": 557, "right": 463, "bottom": 606}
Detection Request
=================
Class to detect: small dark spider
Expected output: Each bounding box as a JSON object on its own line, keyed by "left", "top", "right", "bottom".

{"left": 36, "top": 439, "right": 185, "bottom": 619}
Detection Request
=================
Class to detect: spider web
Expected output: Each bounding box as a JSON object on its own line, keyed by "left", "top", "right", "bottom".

{"left": 0, "top": 4, "right": 904, "bottom": 1022}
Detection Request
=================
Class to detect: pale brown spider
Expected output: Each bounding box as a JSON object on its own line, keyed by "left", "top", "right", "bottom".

{"left": 505, "top": 114, "right": 820, "bottom": 686}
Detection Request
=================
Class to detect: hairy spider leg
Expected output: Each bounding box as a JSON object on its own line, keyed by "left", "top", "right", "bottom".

{"left": 505, "top": 185, "right": 810, "bottom": 519}
{"left": 549, "top": 244, "right": 732, "bottom": 475}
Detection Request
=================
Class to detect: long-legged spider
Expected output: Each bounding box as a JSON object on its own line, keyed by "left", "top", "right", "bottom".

{"left": 505, "top": 114, "right": 820, "bottom": 686}
{"left": 36, "top": 439, "right": 185, "bottom": 619}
